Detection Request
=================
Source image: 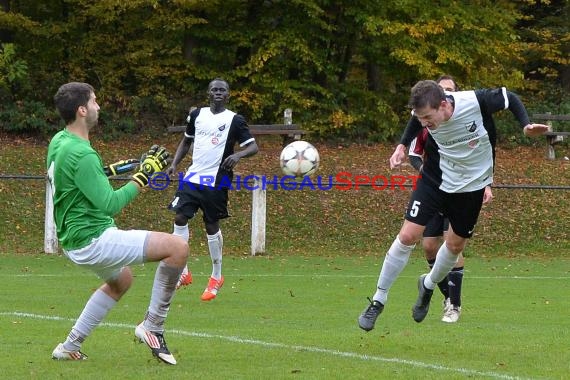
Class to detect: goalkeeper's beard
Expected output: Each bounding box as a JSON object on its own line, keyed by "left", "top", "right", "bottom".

{"left": 86, "top": 111, "right": 98, "bottom": 129}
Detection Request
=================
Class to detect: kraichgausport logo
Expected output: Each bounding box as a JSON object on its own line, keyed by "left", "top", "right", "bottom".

{"left": 145, "top": 171, "right": 421, "bottom": 191}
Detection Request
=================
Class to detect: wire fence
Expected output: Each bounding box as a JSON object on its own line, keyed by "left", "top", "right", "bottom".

{"left": 1, "top": 174, "right": 569, "bottom": 190}
{"left": 1, "top": 172, "right": 568, "bottom": 256}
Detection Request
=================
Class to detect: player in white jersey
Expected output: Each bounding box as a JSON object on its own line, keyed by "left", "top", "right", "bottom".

{"left": 408, "top": 75, "right": 493, "bottom": 323}
{"left": 358, "top": 80, "right": 548, "bottom": 331}
{"left": 167, "top": 78, "right": 258, "bottom": 301}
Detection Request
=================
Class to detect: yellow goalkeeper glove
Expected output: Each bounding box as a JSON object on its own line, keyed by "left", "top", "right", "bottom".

{"left": 132, "top": 145, "right": 170, "bottom": 187}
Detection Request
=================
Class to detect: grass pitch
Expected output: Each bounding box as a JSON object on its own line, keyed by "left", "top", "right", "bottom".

{"left": 1, "top": 253, "right": 569, "bottom": 379}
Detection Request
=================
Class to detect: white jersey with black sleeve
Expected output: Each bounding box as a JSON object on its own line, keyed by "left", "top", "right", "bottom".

{"left": 421, "top": 88, "right": 530, "bottom": 193}
{"left": 183, "top": 107, "right": 255, "bottom": 187}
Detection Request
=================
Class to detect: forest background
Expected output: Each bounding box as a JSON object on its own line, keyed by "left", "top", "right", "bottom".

{"left": 0, "top": 0, "right": 568, "bottom": 142}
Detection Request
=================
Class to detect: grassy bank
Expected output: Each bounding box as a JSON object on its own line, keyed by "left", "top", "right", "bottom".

{"left": 1, "top": 133, "right": 568, "bottom": 257}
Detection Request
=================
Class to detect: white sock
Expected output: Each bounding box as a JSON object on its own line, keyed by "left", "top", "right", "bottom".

{"left": 373, "top": 236, "right": 415, "bottom": 305}
{"left": 64, "top": 289, "right": 116, "bottom": 352}
{"left": 145, "top": 261, "right": 183, "bottom": 333}
{"left": 425, "top": 243, "right": 459, "bottom": 290}
{"left": 173, "top": 223, "right": 189, "bottom": 242}
{"left": 207, "top": 230, "right": 223, "bottom": 279}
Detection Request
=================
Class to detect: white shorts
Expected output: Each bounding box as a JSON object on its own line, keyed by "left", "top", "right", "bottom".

{"left": 64, "top": 227, "right": 150, "bottom": 281}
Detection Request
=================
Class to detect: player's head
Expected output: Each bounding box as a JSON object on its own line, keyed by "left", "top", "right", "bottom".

{"left": 208, "top": 78, "right": 230, "bottom": 106}
{"left": 54, "top": 82, "right": 98, "bottom": 126}
{"left": 409, "top": 80, "right": 448, "bottom": 129}
{"left": 436, "top": 75, "right": 460, "bottom": 92}
{"left": 409, "top": 80, "right": 445, "bottom": 110}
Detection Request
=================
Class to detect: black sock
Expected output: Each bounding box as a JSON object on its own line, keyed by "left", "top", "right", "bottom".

{"left": 448, "top": 267, "right": 464, "bottom": 307}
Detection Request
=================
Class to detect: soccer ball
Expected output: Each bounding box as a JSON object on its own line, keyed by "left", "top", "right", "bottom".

{"left": 279, "top": 140, "right": 320, "bottom": 178}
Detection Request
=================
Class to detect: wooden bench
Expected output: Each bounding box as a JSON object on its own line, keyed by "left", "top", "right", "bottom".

{"left": 532, "top": 113, "right": 570, "bottom": 160}
{"left": 168, "top": 124, "right": 307, "bottom": 146}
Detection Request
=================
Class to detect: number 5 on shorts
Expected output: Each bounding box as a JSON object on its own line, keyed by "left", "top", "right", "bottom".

{"left": 409, "top": 200, "right": 421, "bottom": 217}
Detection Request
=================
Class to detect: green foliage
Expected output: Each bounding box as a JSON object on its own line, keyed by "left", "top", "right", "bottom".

{"left": 0, "top": 100, "right": 58, "bottom": 133}
{"left": 516, "top": 0, "right": 570, "bottom": 93}
{"left": 96, "top": 110, "right": 138, "bottom": 139}
{"left": 0, "top": 43, "right": 29, "bottom": 100}
{"left": 0, "top": 0, "right": 567, "bottom": 140}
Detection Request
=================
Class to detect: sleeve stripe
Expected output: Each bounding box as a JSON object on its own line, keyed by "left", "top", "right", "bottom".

{"left": 240, "top": 137, "right": 255, "bottom": 147}
{"left": 502, "top": 87, "right": 509, "bottom": 109}
{"left": 408, "top": 137, "right": 421, "bottom": 157}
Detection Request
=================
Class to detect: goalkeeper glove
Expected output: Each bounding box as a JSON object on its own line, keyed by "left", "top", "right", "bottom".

{"left": 104, "top": 159, "right": 140, "bottom": 177}
{"left": 132, "top": 145, "right": 170, "bottom": 187}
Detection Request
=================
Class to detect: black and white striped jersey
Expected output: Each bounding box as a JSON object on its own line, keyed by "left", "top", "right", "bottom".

{"left": 183, "top": 107, "right": 255, "bottom": 187}
{"left": 400, "top": 88, "right": 530, "bottom": 193}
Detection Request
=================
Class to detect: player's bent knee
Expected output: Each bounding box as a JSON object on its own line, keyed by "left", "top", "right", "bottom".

{"left": 398, "top": 232, "right": 420, "bottom": 246}
{"left": 174, "top": 238, "right": 189, "bottom": 260}
{"left": 167, "top": 235, "right": 189, "bottom": 267}
{"left": 443, "top": 231, "right": 468, "bottom": 253}
{"left": 146, "top": 232, "right": 189, "bottom": 265}
{"left": 444, "top": 240, "right": 466, "bottom": 254}
{"left": 398, "top": 222, "right": 423, "bottom": 246}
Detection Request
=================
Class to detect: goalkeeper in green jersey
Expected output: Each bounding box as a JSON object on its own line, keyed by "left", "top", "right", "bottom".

{"left": 47, "top": 82, "right": 188, "bottom": 365}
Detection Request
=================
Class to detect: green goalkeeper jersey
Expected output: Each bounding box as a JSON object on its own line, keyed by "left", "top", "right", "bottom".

{"left": 46, "top": 129, "right": 139, "bottom": 250}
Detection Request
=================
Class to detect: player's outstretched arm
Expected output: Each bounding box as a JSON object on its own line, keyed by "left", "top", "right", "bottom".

{"left": 104, "top": 159, "right": 140, "bottom": 177}
{"left": 523, "top": 123, "right": 550, "bottom": 137}
{"left": 505, "top": 92, "right": 549, "bottom": 137}
{"left": 132, "top": 145, "right": 170, "bottom": 188}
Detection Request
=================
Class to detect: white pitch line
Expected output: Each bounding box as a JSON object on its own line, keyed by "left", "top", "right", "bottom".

{"left": 6, "top": 273, "right": 570, "bottom": 280}
{"left": 1, "top": 311, "right": 533, "bottom": 380}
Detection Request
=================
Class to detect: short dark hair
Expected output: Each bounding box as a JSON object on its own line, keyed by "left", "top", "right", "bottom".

{"left": 409, "top": 80, "right": 446, "bottom": 110}
{"left": 436, "top": 74, "right": 460, "bottom": 91}
{"left": 208, "top": 78, "right": 229, "bottom": 91}
{"left": 409, "top": 80, "right": 445, "bottom": 109}
{"left": 54, "top": 82, "right": 94, "bottom": 125}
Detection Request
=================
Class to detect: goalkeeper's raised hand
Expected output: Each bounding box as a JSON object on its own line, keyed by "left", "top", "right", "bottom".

{"left": 104, "top": 159, "right": 140, "bottom": 177}
{"left": 132, "top": 145, "right": 170, "bottom": 187}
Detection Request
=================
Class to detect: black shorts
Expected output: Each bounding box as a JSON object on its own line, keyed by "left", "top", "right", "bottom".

{"left": 423, "top": 213, "right": 450, "bottom": 238}
{"left": 405, "top": 177, "right": 484, "bottom": 238}
{"left": 168, "top": 183, "right": 229, "bottom": 223}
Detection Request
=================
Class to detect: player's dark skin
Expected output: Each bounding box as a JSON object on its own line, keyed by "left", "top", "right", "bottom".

{"left": 167, "top": 79, "right": 258, "bottom": 234}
